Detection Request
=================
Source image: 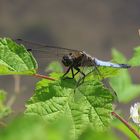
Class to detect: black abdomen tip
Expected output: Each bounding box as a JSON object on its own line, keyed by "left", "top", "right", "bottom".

{"left": 120, "top": 64, "right": 131, "bottom": 68}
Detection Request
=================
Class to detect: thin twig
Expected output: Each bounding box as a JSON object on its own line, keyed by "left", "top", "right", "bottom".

{"left": 33, "top": 73, "right": 55, "bottom": 81}
{"left": 112, "top": 111, "right": 140, "bottom": 139}
{"left": 7, "top": 75, "right": 21, "bottom": 107}
{"left": 138, "top": 29, "right": 140, "bottom": 37}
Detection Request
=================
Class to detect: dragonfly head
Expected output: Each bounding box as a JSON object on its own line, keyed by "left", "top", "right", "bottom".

{"left": 62, "top": 54, "right": 73, "bottom": 66}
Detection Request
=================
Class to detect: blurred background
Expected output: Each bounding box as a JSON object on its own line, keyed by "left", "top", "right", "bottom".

{"left": 0, "top": 0, "right": 140, "bottom": 136}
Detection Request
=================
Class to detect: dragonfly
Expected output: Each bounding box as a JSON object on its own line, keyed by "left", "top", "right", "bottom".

{"left": 15, "top": 39, "right": 131, "bottom": 81}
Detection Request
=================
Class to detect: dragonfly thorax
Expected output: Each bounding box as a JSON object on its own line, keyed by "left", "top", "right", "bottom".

{"left": 62, "top": 52, "right": 84, "bottom": 67}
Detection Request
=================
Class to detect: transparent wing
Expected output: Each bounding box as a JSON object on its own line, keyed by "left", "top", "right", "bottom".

{"left": 15, "top": 39, "right": 79, "bottom": 74}
{"left": 15, "top": 39, "right": 78, "bottom": 61}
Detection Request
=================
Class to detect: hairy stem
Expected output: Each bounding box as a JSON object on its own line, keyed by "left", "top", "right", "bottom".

{"left": 112, "top": 111, "right": 140, "bottom": 139}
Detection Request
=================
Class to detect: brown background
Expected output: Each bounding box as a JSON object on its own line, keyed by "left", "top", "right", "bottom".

{"left": 0, "top": 1, "right": 140, "bottom": 139}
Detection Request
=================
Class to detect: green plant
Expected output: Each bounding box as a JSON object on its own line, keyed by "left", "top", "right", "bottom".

{"left": 0, "top": 38, "right": 140, "bottom": 140}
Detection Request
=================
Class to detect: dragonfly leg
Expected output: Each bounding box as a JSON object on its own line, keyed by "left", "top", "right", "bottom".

{"left": 63, "top": 66, "right": 85, "bottom": 80}
{"left": 73, "top": 69, "right": 79, "bottom": 77}
{"left": 65, "top": 66, "right": 78, "bottom": 79}
{"left": 62, "top": 66, "right": 75, "bottom": 79}
{"left": 62, "top": 66, "right": 71, "bottom": 78}
{"left": 71, "top": 67, "right": 75, "bottom": 78}
{"left": 74, "top": 67, "right": 86, "bottom": 86}
{"left": 74, "top": 67, "right": 85, "bottom": 77}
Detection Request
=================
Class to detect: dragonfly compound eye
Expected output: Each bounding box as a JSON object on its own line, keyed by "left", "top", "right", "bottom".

{"left": 62, "top": 55, "right": 73, "bottom": 66}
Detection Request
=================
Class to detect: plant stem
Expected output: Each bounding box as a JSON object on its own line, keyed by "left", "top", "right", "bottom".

{"left": 111, "top": 111, "right": 140, "bottom": 139}
{"left": 33, "top": 73, "right": 55, "bottom": 81}
{"left": 7, "top": 75, "right": 21, "bottom": 107}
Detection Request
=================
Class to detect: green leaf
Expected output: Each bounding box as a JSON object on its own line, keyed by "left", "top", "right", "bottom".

{"left": 83, "top": 67, "right": 119, "bottom": 81}
{"left": 111, "top": 48, "right": 128, "bottom": 63}
{"left": 78, "top": 127, "right": 118, "bottom": 140}
{"left": 129, "top": 46, "right": 140, "bottom": 66}
{"left": 0, "top": 90, "right": 6, "bottom": 101}
{"left": 0, "top": 116, "right": 72, "bottom": 140}
{"left": 0, "top": 90, "right": 11, "bottom": 119}
{"left": 0, "top": 38, "right": 37, "bottom": 75}
{"left": 25, "top": 74, "right": 114, "bottom": 139}
{"left": 110, "top": 49, "right": 140, "bottom": 103}
{"left": 46, "top": 61, "right": 63, "bottom": 73}
{"left": 0, "top": 116, "right": 119, "bottom": 140}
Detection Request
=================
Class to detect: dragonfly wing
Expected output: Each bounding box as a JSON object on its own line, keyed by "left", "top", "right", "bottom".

{"left": 15, "top": 38, "right": 78, "bottom": 62}
{"left": 94, "top": 58, "right": 131, "bottom": 68}
{"left": 15, "top": 39, "right": 78, "bottom": 58}
{"left": 14, "top": 39, "right": 78, "bottom": 74}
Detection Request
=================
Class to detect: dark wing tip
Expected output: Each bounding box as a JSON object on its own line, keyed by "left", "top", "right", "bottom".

{"left": 14, "top": 38, "right": 22, "bottom": 41}
{"left": 14, "top": 39, "right": 32, "bottom": 52}
{"left": 120, "top": 64, "right": 131, "bottom": 68}
{"left": 27, "top": 48, "right": 32, "bottom": 51}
